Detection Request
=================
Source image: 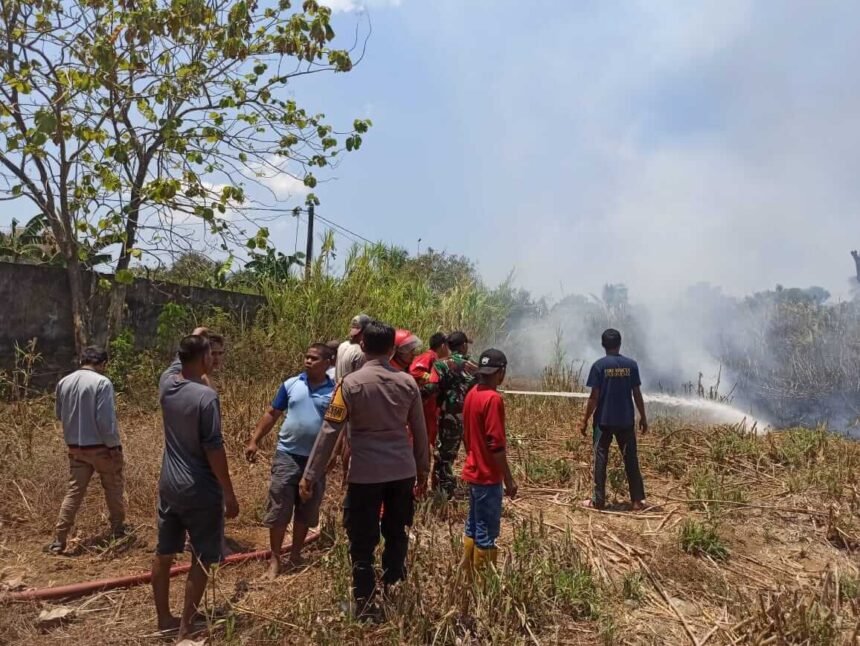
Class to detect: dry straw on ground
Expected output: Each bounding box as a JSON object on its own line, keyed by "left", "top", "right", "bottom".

{"left": 1, "top": 369, "right": 858, "bottom": 645}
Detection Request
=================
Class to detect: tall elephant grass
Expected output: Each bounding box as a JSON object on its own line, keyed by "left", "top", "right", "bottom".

{"left": 256, "top": 242, "right": 514, "bottom": 359}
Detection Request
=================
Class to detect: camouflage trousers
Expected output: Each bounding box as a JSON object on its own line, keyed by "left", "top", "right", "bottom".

{"left": 433, "top": 412, "right": 463, "bottom": 498}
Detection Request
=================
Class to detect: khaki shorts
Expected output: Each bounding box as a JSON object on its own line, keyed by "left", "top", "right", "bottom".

{"left": 264, "top": 452, "right": 325, "bottom": 528}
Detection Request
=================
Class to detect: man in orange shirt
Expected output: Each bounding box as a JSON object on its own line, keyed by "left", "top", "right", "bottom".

{"left": 409, "top": 332, "right": 449, "bottom": 452}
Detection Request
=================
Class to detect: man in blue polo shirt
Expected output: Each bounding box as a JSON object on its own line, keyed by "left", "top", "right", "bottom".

{"left": 579, "top": 329, "right": 649, "bottom": 511}
{"left": 245, "top": 343, "right": 335, "bottom": 578}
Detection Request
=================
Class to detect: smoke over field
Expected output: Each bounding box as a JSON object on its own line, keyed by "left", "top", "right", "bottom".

{"left": 506, "top": 282, "right": 860, "bottom": 434}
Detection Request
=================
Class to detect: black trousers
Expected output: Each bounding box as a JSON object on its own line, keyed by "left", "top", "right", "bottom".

{"left": 592, "top": 425, "right": 645, "bottom": 507}
{"left": 343, "top": 477, "right": 416, "bottom": 606}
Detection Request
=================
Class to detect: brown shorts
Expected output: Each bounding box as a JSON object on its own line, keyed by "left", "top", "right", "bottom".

{"left": 264, "top": 452, "right": 325, "bottom": 528}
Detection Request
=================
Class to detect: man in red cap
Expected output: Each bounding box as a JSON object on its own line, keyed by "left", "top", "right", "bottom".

{"left": 392, "top": 329, "right": 421, "bottom": 372}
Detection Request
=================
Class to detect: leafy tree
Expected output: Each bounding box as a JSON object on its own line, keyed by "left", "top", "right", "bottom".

{"left": 0, "top": 214, "right": 61, "bottom": 264}
{"left": 0, "top": 212, "right": 113, "bottom": 266}
{"left": 244, "top": 247, "right": 304, "bottom": 282}
{"left": 0, "top": 0, "right": 370, "bottom": 352}
{"left": 408, "top": 248, "right": 479, "bottom": 294}
{"left": 135, "top": 250, "right": 234, "bottom": 288}
{"left": 159, "top": 252, "right": 220, "bottom": 286}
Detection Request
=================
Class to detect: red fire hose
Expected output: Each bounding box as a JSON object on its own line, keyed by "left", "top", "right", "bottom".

{"left": 2, "top": 531, "right": 321, "bottom": 603}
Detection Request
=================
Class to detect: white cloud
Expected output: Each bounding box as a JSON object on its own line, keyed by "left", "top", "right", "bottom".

{"left": 259, "top": 173, "right": 311, "bottom": 201}
{"left": 251, "top": 159, "right": 312, "bottom": 201}
{"left": 321, "top": 0, "right": 402, "bottom": 13}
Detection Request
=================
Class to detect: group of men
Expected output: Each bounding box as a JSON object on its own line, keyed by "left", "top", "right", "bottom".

{"left": 48, "top": 316, "right": 648, "bottom": 641}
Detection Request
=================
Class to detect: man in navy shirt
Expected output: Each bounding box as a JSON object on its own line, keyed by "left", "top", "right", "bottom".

{"left": 579, "top": 329, "right": 648, "bottom": 511}
{"left": 245, "top": 343, "right": 335, "bottom": 578}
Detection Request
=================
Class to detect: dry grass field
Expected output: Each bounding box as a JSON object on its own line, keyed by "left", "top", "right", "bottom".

{"left": 1, "top": 374, "right": 858, "bottom": 645}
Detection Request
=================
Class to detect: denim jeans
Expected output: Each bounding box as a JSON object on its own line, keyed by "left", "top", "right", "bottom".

{"left": 592, "top": 425, "right": 645, "bottom": 508}
{"left": 464, "top": 482, "right": 504, "bottom": 549}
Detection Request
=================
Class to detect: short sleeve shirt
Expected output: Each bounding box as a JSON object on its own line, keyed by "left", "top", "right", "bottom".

{"left": 336, "top": 341, "right": 366, "bottom": 380}
{"left": 271, "top": 372, "right": 335, "bottom": 456}
{"left": 157, "top": 365, "right": 224, "bottom": 509}
{"left": 461, "top": 385, "right": 507, "bottom": 485}
{"left": 586, "top": 354, "right": 641, "bottom": 428}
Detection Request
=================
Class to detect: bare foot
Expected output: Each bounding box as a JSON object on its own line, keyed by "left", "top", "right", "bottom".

{"left": 176, "top": 619, "right": 202, "bottom": 644}
{"left": 631, "top": 501, "right": 647, "bottom": 512}
{"left": 264, "top": 557, "right": 281, "bottom": 580}
{"left": 581, "top": 499, "right": 602, "bottom": 509}
{"left": 157, "top": 615, "right": 181, "bottom": 632}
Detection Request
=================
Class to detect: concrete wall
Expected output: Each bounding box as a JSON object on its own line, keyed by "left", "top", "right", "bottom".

{"left": 0, "top": 262, "right": 264, "bottom": 385}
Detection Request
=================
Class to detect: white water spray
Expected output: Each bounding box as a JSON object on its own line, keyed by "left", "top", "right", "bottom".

{"left": 501, "top": 390, "right": 768, "bottom": 431}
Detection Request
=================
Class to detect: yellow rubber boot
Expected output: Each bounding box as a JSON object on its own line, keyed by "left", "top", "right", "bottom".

{"left": 458, "top": 536, "right": 476, "bottom": 587}
{"left": 473, "top": 546, "right": 498, "bottom": 570}
{"left": 462, "top": 536, "right": 475, "bottom": 566}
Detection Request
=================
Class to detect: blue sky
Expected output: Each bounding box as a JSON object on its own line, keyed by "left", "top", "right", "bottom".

{"left": 5, "top": 0, "right": 860, "bottom": 302}
{"left": 298, "top": 0, "right": 860, "bottom": 397}
{"left": 284, "top": 0, "right": 860, "bottom": 302}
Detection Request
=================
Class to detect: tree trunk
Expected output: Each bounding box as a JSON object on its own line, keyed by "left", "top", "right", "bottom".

{"left": 105, "top": 181, "right": 144, "bottom": 344}
{"left": 65, "top": 259, "right": 90, "bottom": 356}
{"left": 104, "top": 282, "right": 127, "bottom": 345}
{"left": 852, "top": 251, "right": 860, "bottom": 284}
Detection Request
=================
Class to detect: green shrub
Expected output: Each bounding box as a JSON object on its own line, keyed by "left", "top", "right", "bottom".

{"left": 679, "top": 519, "right": 729, "bottom": 560}
{"left": 687, "top": 467, "right": 747, "bottom": 511}
{"left": 156, "top": 302, "right": 194, "bottom": 352}
{"left": 622, "top": 570, "right": 645, "bottom": 601}
{"left": 769, "top": 427, "right": 829, "bottom": 467}
{"left": 107, "top": 329, "right": 136, "bottom": 392}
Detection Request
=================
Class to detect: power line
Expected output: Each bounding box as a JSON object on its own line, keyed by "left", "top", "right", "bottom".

{"left": 235, "top": 204, "right": 373, "bottom": 245}
{"left": 314, "top": 212, "right": 374, "bottom": 245}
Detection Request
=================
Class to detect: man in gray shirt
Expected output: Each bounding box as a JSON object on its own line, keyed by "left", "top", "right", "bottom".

{"left": 150, "top": 335, "right": 238, "bottom": 640}
{"left": 47, "top": 347, "right": 125, "bottom": 554}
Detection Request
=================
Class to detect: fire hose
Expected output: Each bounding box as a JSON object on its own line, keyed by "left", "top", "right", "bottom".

{"left": 1, "top": 531, "right": 321, "bottom": 603}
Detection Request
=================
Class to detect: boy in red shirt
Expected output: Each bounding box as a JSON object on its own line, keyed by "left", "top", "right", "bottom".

{"left": 461, "top": 349, "right": 517, "bottom": 569}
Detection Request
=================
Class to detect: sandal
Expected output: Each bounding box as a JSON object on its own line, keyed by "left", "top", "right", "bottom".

{"left": 44, "top": 541, "right": 65, "bottom": 555}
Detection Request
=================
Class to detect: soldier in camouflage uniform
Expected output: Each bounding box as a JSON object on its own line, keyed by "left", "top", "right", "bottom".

{"left": 433, "top": 331, "right": 476, "bottom": 498}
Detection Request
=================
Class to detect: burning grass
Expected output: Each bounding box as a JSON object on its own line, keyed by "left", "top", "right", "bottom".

{"left": 0, "top": 372, "right": 859, "bottom": 644}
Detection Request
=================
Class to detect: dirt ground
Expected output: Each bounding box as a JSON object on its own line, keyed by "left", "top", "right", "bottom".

{"left": 1, "top": 394, "right": 858, "bottom": 645}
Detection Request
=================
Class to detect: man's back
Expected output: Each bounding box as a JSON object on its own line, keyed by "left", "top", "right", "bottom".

{"left": 56, "top": 369, "right": 119, "bottom": 447}
{"left": 158, "top": 368, "right": 223, "bottom": 508}
{"left": 340, "top": 359, "right": 428, "bottom": 483}
{"left": 336, "top": 340, "right": 365, "bottom": 380}
{"left": 587, "top": 354, "right": 641, "bottom": 428}
{"left": 436, "top": 352, "right": 472, "bottom": 414}
{"left": 461, "top": 384, "right": 506, "bottom": 484}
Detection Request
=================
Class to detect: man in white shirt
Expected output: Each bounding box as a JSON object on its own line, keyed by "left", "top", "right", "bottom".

{"left": 336, "top": 314, "right": 370, "bottom": 380}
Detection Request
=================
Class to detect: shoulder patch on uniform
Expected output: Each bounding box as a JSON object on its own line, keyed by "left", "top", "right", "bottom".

{"left": 324, "top": 384, "right": 348, "bottom": 423}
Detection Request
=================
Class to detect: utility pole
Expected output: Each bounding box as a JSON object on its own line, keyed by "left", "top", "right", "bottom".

{"left": 852, "top": 250, "right": 860, "bottom": 284}
{"left": 305, "top": 203, "right": 314, "bottom": 280}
